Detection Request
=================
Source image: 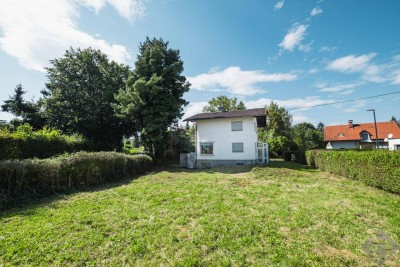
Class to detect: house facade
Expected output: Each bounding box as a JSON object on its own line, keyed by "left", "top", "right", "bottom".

{"left": 324, "top": 120, "right": 400, "bottom": 150}
{"left": 184, "top": 108, "right": 268, "bottom": 167}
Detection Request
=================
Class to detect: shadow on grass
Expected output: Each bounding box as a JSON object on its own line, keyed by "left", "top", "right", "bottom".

{"left": 0, "top": 174, "right": 144, "bottom": 216}
{"left": 1, "top": 161, "right": 316, "bottom": 216}
{"left": 265, "top": 160, "right": 317, "bottom": 172}
{"left": 164, "top": 160, "right": 316, "bottom": 174}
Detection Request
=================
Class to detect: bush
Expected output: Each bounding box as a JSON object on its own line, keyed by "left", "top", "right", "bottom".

{"left": 0, "top": 152, "right": 153, "bottom": 208}
{"left": 306, "top": 150, "right": 400, "bottom": 193}
{"left": 0, "top": 124, "right": 98, "bottom": 160}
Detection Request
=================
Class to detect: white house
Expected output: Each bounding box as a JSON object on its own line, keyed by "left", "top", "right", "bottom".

{"left": 184, "top": 108, "right": 268, "bottom": 168}
{"left": 325, "top": 120, "right": 400, "bottom": 150}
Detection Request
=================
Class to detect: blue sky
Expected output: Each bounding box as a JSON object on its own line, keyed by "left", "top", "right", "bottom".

{"left": 1, "top": 0, "right": 400, "bottom": 126}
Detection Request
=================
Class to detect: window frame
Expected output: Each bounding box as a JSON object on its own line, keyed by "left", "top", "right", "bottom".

{"left": 361, "top": 132, "right": 370, "bottom": 141}
{"left": 232, "top": 142, "right": 244, "bottom": 153}
{"left": 200, "top": 142, "right": 214, "bottom": 155}
{"left": 231, "top": 121, "right": 243, "bottom": 131}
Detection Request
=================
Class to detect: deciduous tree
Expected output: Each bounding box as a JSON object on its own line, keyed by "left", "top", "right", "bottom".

{"left": 42, "top": 48, "right": 133, "bottom": 149}
{"left": 202, "top": 95, "right": 246, "bottom": 112}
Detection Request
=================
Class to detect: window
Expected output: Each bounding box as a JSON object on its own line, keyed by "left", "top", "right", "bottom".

{"left": 232, "top": 143, "right": 244, "bottom": 153}
{"left": 231, "top": 121, "right": 243, "bottom": 131}
{"left": 396, "top": 145, "right": 400, "bottom": 151}
{"left": 338, "top": 133, "right": 344, "bottom": 137}
{"left": 361, "top": 132, "right": 370, "bottom": 141}
{"left": 200, "top": 142, "right": 213, "bottom": 155}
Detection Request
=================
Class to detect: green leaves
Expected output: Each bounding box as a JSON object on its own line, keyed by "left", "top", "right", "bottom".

{"left": 114, "top": 38, "right": 190, "bottom": 161}
{"left": 43, "top": 47, "right": 133, "bottom": 149}
{"left": 202, "top": 95, "right": 246, "bottom": 113}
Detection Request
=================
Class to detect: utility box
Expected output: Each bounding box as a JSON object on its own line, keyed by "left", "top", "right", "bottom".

{"left": 180, "top": 152, "right": 196, "bottom": 168}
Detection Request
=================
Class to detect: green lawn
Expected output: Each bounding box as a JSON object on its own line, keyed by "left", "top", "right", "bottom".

{"left": 1, "top": 161, "right": 400, "bottom": 266}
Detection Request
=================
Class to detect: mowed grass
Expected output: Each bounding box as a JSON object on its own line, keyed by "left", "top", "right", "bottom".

{"left": 1, "top": 161, "right": 400, "bottom": 266}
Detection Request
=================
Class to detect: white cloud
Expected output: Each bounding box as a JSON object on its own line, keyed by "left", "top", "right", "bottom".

{"left": 279, "top": 24, "right": 308, "bottom": 51}
{"left": 343, "top": 100, "right": 367, "bottom": 113}
{"left": 317, "top": 81, "right": 362, "bottom": 93}
{"left": 326, "top": 53, "right": 394, "bottom": 83}
{"left": 182, "top": 101, "right": 208, "bottom": 120}
{"left": 319, "top": 46, "right": 337, "bottom": 53}
{"left": 0, "top": 0, "right": 145, "bottom": 72}
{"left": 274, "top": 0, "right": 284, "bottom": 10}
{"left": 327, "top": 53, "right": 377, "bottom": 73}
{"left": 245, "top": 96, "right": 334, "bottom": 110}
{"left": 392, "top": 70, "right": 400, "bottom": 84}
{"left": 188, "top": 66, "right": 297, "bottom": 96}
{"left": 292, "top": 113, "right": 315, "bottom": 124}
{"left": 310, "top": 7, "right": 323, "bottom": 16}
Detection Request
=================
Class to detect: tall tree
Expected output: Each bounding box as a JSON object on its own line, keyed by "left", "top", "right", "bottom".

{"left": 292, "top": 122, "right": 324, "bottom": 150}
{"left": 258, "top": 102, "right": 294, "bottom": 157}
{"left": 42, "top": 47, "right": 133, "bottom": 149}
{"left": 114, "top": 37, "right": 190, "bottom": 162}
{"left": 1, "top": 84, "right": 45, "bottom": 129}
{"left": 202, "top": 95, "right": 246, "bottom": 112}
{"left": 265, "top": 101, "right": 292, "bottom": 138}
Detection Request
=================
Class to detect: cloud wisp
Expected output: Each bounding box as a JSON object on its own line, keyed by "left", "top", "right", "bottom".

{"left": 279, "top": 23, "right": 308, "bottom": 52}
{"left": 310, "top": 7, "right": 323, "bottom": 16}
{"left": 327, "top": 53, "right": 400, "bottom": 84}
{"left": 274, "top": 0, "right": 284, "bottom": 11}
{"left": 0, "top": 0, "right": 145, "bottom": 72}
{"left": 188, "top": 66, "right": 297, "bottom": 96}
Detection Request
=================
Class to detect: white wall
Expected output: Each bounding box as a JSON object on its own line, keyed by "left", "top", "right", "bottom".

{"left": 389, "top": 138, "right": 400, "bottom": 150}
{"left": 327, "top": 141, "right": 358, "bottom": 149}
{"left": 196, "top": 117, "right": 258, "bottom": 160}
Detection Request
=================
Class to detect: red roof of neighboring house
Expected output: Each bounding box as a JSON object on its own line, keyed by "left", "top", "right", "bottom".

{"left": 324, "top": 121, "right": 400, "bottom": 141}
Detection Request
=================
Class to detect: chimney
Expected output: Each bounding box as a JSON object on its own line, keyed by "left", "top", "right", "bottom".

{"left": 348, "top": 120, "right": 353, "bottom": 128}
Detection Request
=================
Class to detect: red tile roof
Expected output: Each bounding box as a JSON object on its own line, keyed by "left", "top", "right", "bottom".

{"left": 324, "top": 121, "right": 400, "bottom": 141}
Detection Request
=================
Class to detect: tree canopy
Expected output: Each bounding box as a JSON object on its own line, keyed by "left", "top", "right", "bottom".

{"left": 114, "top": 37, "right": 190, "bottom": 162}
{"left": 42, "top": 47, "right": 133, "bottom": 149}
{"left": 292, "top": 122, "right": 324, "bottom": 150}
{"left": 202, "top": 95, "right": 246, "bottom": 113}
{"left": 265, "top": 101, "right": 292, "bottom": 138}
{"left": 1, "top": 84, "right": 45, "bottom": 129}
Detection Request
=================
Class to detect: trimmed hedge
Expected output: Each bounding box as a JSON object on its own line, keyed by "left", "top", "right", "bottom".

{"left": 306, "top": 150, "right": 400, "bottom": 193}
{"left": 0, "top": 125, "right": 98, "bottom": 160}
{"left": 0, "top": 152, "right": 153, "bottom": 208}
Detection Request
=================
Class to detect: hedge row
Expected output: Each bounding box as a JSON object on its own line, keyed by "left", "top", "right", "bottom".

{"left": 0, "top": 152, "right": 153, "bottom": 208}
{"left": 306, "top": 150, "right": 400, "bottom": 193}
{"left": 0, "top": 125, "right": 98, "bottom": 160}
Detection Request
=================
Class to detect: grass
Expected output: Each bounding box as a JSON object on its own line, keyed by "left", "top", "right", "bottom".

{"left": 1, "top": 161, "right": 400, "bottom": 266}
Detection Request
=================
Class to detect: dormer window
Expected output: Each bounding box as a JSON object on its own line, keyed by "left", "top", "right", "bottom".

{"left": 338, "top": 133, "right": 344, "bottom": 137}
{"left": 361, "top": 132, "right": 370, "bottom": 141}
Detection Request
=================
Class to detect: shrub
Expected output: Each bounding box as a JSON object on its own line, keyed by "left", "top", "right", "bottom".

{"left": 306, "top": 150, "right": 400, "bottom": 193}
{"left": 0, "top": 124, "right": 97, "bottom": 160}
{"left": 0, "top": 152, "right": 153, "bottom": 208}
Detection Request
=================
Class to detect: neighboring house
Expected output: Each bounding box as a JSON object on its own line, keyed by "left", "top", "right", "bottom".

{"left": 324, "top": 120, "right": 400, "bottom": 150}
{"left": 184, "top": 108, "right": 268, "bottom": 167}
